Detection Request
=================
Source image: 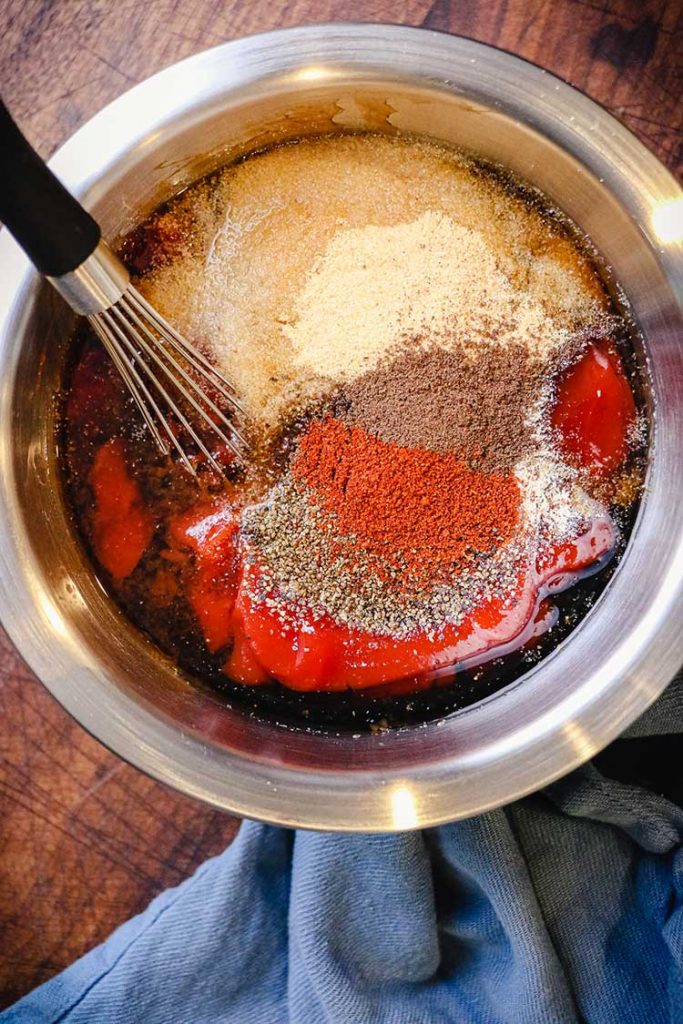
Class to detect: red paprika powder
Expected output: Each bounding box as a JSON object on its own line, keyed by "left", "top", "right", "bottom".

{"left": 292, "top": 417, "right": 521, "bottom": 587}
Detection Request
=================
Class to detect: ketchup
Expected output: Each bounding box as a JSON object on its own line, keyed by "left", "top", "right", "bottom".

{"left": 551, "top": 343, "right": 636, "bottom": 478}
{"left": 89, "top": 439, "right": 154, "bottom": 581}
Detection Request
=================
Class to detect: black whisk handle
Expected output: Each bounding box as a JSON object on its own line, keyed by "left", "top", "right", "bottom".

{"left": 0, "top": 97, "right": 100, "bottom": 277}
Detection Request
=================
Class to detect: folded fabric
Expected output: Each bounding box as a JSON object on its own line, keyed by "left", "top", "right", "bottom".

{"left": 4, "top": 673, "right": 683, "bottom": 1024}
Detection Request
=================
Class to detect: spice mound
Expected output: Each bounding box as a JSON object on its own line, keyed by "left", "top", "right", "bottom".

{"left": 225, "top": 319, "right": 636, "bottom": 692}
{"left": 63, "top": 132, "right": 644, "bottom": 704}
{"left": 240, "top": 324, "right": 631, "bottom": 646}
{"left": 244, "top": 415, "right": 523, "bottom": 638}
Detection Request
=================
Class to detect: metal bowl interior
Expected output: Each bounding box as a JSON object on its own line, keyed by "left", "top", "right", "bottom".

{"left": 0, "top": 25, "right": 681, "bottom": 831}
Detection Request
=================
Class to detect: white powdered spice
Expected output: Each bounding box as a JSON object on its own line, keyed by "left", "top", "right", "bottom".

{"left": 514, "top": 385, "right": 606, "bottom": 545}
{"left": 515, "top": 452, "right": 603, "bottom": 543}
{"left": 285, "top": 211, "right": 573, "bottom": 382}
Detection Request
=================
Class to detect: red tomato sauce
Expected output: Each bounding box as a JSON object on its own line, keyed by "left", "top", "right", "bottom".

{"left": 551, "top": 342, "right": 637, "bottom": 478}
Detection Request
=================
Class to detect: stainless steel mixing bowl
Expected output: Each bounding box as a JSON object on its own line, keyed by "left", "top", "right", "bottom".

{"left": 0, "top": 24, "right": 681, "bottom": 831}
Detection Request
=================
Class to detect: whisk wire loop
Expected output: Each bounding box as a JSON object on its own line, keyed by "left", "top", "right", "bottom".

{"left": 126, "top": 287, "right": 245, "bottom": 413}
{"left": 113, "top": 296, "right": 247, "bottom": 454}
{"left": 86, "top": 282, "right": 247, "bottom": 476}
{"left": 97, "top": 310, "right": 197, "bottom": 473}
{"left": 90, "top": 317, "right": 171, "bottom": 456}
{"left": 98, "top": 307, "right": 223, "bottom": 476}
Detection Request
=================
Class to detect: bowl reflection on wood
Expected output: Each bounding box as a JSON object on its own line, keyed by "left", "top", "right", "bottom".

{"left": 0, "top": 24, "right": 681, "bottom": 831}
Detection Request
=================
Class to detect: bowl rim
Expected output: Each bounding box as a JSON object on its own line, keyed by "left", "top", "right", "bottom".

{"left": 0, "top": 22, "right": 682, "bottom": 831}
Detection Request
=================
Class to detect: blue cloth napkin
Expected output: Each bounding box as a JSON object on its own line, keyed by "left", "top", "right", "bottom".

{"left": 4, "top": 674, "right": 683, "bottom": 1024}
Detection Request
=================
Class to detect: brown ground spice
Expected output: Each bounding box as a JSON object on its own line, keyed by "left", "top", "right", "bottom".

{"left": 337, "top": 340, "right": 541, "bottom": 473}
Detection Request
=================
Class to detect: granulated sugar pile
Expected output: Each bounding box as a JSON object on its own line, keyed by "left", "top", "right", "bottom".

{"left": 134, "top": 133, "right": 621, "bottom": 638}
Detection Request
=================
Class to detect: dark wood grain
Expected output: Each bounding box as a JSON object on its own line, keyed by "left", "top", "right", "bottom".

{"left": 0, "top": 0, "right": 681, "bottom": 1009}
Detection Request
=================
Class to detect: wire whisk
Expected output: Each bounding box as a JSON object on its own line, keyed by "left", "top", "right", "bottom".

{"left": 90, "top": 282, "right": 247, "bottom": 476}
{"left": 0, "top": 98, "right": 246, "bottom": 477}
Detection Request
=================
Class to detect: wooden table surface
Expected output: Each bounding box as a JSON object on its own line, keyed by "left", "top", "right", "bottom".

{"left": 0, "top": 0, "right": 681, "bottom": 1009}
